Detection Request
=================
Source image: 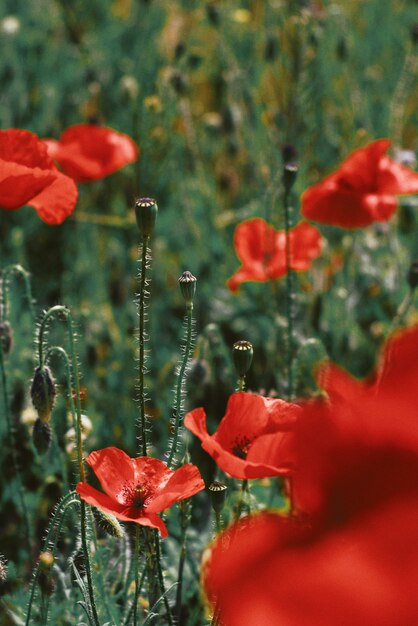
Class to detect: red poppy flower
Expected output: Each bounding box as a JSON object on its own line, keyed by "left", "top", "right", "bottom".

{"left": 227, "top": 219, "right": 322, "bottom": 292}
{"left": 301, "top": 139, "right": 418, "bottom": 228}
{"left": 204, "top": 327, "right": 418, "bottom": 626}
{"left": 184, "top": 391, "right": 300, "bottom": 479}
{"left": 44, "top": 124, "right": 138, "bottom": 182}
{"left": 76, "top": 447, "right": 204, "bottom": 537}
{"left": 0, "top": 129, "right": 78, "bottom": 224}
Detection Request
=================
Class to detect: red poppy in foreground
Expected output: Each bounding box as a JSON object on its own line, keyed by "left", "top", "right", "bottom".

{"left": 44, "top": 124, "right": 138, "bottom": 182}
{"left": 0, "top": 129, "right": 78, "bottom": 224}
{"left": 301, "top": 139, "right": 418, "bottom": 228}
{"left": 204, "top": 326, "right": 418, "bottom": 626}
{"left": 184, "top": 392, "right": 299, "bottom": 479}
{"left": 227, "top": 218, "right": 322, "bottom": 292}
{"left": 76, "top": 447, "right": 204, "bottom": 537}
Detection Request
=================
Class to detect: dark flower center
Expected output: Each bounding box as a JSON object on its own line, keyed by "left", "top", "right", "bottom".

{"left": 132, "top": 484, "right": 149, "bottom": 508}
{"left": 232, "top": 436, "right": 252, "bottom": 459}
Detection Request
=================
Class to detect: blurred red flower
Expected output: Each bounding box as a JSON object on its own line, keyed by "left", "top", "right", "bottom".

{"left": 301, "top": 139, "right": 418, "bottom": 228}
{"left": 76, "top": 447, "right": 204, "bottom": 537}
{"left": 227, "top": 218, "right": 322, "bottom": 292}
{"left": 204, "top": 326, "right": 418, "bottom": 626}
{"left": 0, "top": 129, "right": 78, "bottom": 224}
{"left": 184, "top": 391, "right": 299, "bottom": 479}
{"left": 44, "top": 124, "right": 138, "bottom": 182}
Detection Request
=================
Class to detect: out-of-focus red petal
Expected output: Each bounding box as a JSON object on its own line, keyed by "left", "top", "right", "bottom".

{"left": 234, "top": 218, "right": 274, "bottom": 264}
{"left": 337, "top": 139, "right": 390, "bottom": 190}
{"left": 378, "top": 155, "right": 418, "bottom": 195}
{"left": 301, "top": 184, "right": 384, "bottom": 227}
{"left": 247, "top": 431, "right": 295, "bottom": 469}
{"left": 147, "top": 464, "right": 204, "bottom": 512}
{"left": 0, "top": 160, "right": 55, "bottom": 209}
{"left": 227, "top": 264, "right": 269, "bottom": 292}
{"left": 289, "top": 221, "right": 323, "bottom": 268}
{"left": 0, "top": 129, "right": 54, "bottom": 169}
{"left": 85, "top": 447, "right": 136, "bottom": 504}
{"left": 28, "top": 170, "right": 78, "bottom": 224}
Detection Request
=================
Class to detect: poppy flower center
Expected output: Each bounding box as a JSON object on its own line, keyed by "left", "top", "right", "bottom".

{"left": 130, "top": 484, "right": 150, "bottom": 508}
{"left": 232, "top": 436, "right": 252, "bottom": 459}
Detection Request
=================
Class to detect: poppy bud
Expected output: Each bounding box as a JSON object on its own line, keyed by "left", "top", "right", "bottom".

{"left": 209, "top": 481, "right": 228, "bottom": 515}
{"left": 93, "top": 509, "right": 125, "bottom": 539}
{"left": 179, "top": 271, "right": 197, "bottom": 306}
{"left": 135, "top": 197, "right": 158, "bottom": 239}
{"left": 33, "top": 418, "right": 52, "bottom": 454}
{"left": 0, "top": 321, "right": 13, "bottom": 355}
{"left": 407, "top": 261, "right": 418, "bottom": 289}
{"left": 0, "top": 555, "right": 7, "bottom": 583}
{"left": 283, "top": 163, "right": 299, "bottom": 194}
{"left": 30, "top": 366, "right": 56, "bottom": 421}
{"left": 410, "top": 24, "right": 418, "bottom": 46}
{"left": 38, "top": 551, "right": 55, "bottom": 596}
{"left": 232, "top": 340, "right": 253, "bottom": 378}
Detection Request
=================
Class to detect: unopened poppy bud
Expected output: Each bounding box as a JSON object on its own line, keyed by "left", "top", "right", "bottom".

{"left": 30, "top": 366, "right": 56, "bottom": 421}
{"left": 38, "top": 551, "right": 55, "bottom": 596}
{"left": 135, "top": 197, "right": 158, "bottom": 239}
{"left": 33, "top": 418, "right": 52, "bottom": 454}
{"left": 209, "top": 481, "right": 228, "bottom": 515}
{"left": 0, "top": 555, "right": 7, "bottom": 583}
{"left": 407, "top": 261, "right": 418, "bottom": 289}
{"left": 93, "top": 509, "right": 125, "bottom": 539}
{"left": 232, "top": 340, "right": 254, "bottom": 378}
{"left": 179, "top": 271, "right": 197, "bottom": 306}
{"left": 0, "top": 321, "right": 13, "bottom": 355}
{"left": 283, "top": 162, "right": 299, "bottom": 194}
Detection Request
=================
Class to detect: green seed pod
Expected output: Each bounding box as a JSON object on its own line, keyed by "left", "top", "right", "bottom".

{"left": 232, "top": 340, "right": 254, "bottom": 378}
{"left": 93, "top": 509, "right": 124, "bottom": 539}
{"left": 33, "top": 418, "right": 52, "bottom": 454}
{"left": 407, "top": 260, "right": 418, "bottom": 289}
{"left": 0, "top": 321, "right": 13, "bottom": 355}
{"left": 30, "top": 366, "right": 56, "bottom": 421}
{"left": 282, "top": 163, "right": 299, "bottom": 194}
{"left": 209, "top": 481, "right": 228, "bottom": 515}
{"left": 135, "top": 197, "right": 158, "bottom": 239}
{"left": 179, "top": 271, "right": 197, "bottom": 306}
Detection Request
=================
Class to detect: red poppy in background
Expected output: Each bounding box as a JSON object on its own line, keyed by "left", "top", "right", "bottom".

{"left": 0, "top": 129, "right": 78, "bottom": 224}
{"left": 44, "top": 124, "right": 138, "bottom": 182}
{"left": 184, "top": 391, "right": 299, "bottom": 479}
{"left": 301, "top": 139, "right": 418, "bottom": 228}
{"left": 227, "top": 218, "right": 322, "bottom": 292}
{"left": 204, "top": 326, "right": 418, "bottom": 626}
{"left": 76, "top": 447, "right": 204, "bottom": 537}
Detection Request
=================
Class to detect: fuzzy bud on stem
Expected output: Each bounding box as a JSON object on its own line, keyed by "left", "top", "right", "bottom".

{"left": 178, "top": 271, "right": 197, "bottom": 307}
{"left": 30, "top": 366, "right": 56, "bottom": 421}
{"left": 135, "top": 197, "right": 158, "bottom": 239}
{"left": 0, "top": 321, "right": 13, "bottom": 355}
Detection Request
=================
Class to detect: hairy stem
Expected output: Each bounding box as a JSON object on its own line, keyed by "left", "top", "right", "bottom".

{"left": 283, "top": 189, "right": 294, "bottom": 400}
{"left": 138, "top": 238, "right": 149, "bottom": 456}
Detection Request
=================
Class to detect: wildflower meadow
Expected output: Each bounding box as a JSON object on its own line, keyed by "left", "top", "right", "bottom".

{"left": 1, "top": 1, "right": 418, "bottom": 625}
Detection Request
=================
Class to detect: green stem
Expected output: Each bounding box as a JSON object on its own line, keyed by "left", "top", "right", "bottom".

{"left": 155, "top": 533, "right": 174, "bottom": 626}
{"left": 237, "top": 376, "right": 245, "bottom": 391}
{"left": 138, "top": 238, "right": 149, "bottom": 456}
{"left": 391, "top": 287, "right": 415, "bottom": 329}
{"left": 167, "top": 303, "right": 194, "bottom": 467}
{"left": 37, "top": 306, "right": 99, "bottom": 625}
{"left": 283, "top": 189, "right": 294, "bottom": 400}
{"left": 2, "top": 264, "right": 36, "bottom": 321}
{"left": 0, "top": 340, "right": 32, "bottom": 547}
{"left": 174, "top": 500, "right": 190, "bottom": 621}
{"left": 133, "top": 526, "right": 141, "bottom": 626}
{"left": 25, "top": 491, "right": 79, "bottom": 626}
{"left": 234, "top": 479, "right": 249, "bottom": 522}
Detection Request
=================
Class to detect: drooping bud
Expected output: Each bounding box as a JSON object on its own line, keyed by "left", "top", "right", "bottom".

{"left": 135, "top": 197, "right": 158, "bottom": 239}
{"left": 0, "top": 554, "right": 7, "bottom": 583}
{"left": 232, "top": 340, "right": 254, "bottom": 378}
{"left": 407, "top": 260, "right": 418, "bottom": 289}
{"left": 30, "top": 366, "right": 56, "bottom": 421}
{"left": 0, "top": 321, "right": 13, "bottom": 355}
{"left": 209, "top": 481, "right": 228, "bottom": 515}
{"left": 33, "top": 418, "right": 52, "bottom": 454}
{"left": 93, "top": 509, "right": 125, "bottom": 539}
{"left": 38, "top": 551, "right": 55, "bottom": 596}
{"left": 178, "top": 271, "right": 197, "bottom": 306}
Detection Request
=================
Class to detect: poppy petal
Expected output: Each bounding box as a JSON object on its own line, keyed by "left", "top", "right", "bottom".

{"left": 85, "top": 447, "right": 136, "bottom": 504}
{"left": 132, "top": 456, "right": 173, "bottom": 493}
{"left": 378, "top": 155, "right": 418, "bottom": 195}
{"left": 28, "top": 170, "right": 78, "bottom": 224}
{"left": 0, "top": 160, "right": 55, "bottom": 209}
{"left": 76, "top": 482, "right": 126, "bottom": 516}
{"left": 146, "top": 464, "right": 205, "bottom": 513}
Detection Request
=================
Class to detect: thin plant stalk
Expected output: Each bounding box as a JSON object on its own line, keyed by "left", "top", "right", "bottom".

{"left": 0, "top": 340, "right": 32, "bottom": 546}
{"left": 37, "top": 306, "right": 99, "bottom": 626}
{"left": 283, "top": 188, "right": 294, "bottom": 400}
{"left": 133, "top": 526, "right": 141, "bottom": 626}
{"left": 138, "top": 237, "right": 149, "bottom": 456}
{"left": 234, "top": 479, "right": 249, "bottom": 522}
{"left": 2, "top": 264, "right": 36, "bottom": 322}
{"left": 167, "top": 302, "right": 194, "bottom": 468}
{"left": 174, "top": 499, "right": 190, "bottom": 621}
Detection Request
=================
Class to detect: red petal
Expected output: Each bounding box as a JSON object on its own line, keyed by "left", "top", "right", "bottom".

{"left": 233, "top": 218, "right": 275, "bottom": 265}
{"left": 378, "top": 155, "right": 418, "bottom": 195}
{"left": 132, "top": 456, "right": 173, "bottom": 493}
{"left": 337, "top": 139, "right": 390, "bottom": 191}
{"left": 289, "top": 222, "right": 323, "bottom": 269}
{"left": 28, "top": 170, "right": 78, "bottom": 224}
{"left": 0, "top": 160, "right": 55, "bottom": 209}
{"left": 0, "top": 129, "right": 54, "bottom": 169}
{"left": 227, "top": 264, "right": 269, "bottom": 292}
{"left": 147, "top": 464, "right": 204, "bottom": 512}
{"left": 85, "top": 447, "right": 136, "bottom": 504}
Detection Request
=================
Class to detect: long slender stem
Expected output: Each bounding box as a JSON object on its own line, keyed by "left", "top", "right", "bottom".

{"left": 2, "top": 264, "right": 36, "bottom": 322}
{"left": 0, "top": 340, "right": 32, "bottom": 546}
{"left": 174, "top": 499, "right": 190, "bottom": 621}
{"left": 167, "top": 303, "right": 194, "bottom": 467}
{"left": 283, "top": 189, "right": 294, "bottom": 400}
{"left": 133, "top": 526, "right": 141, "bottom": 626}
{"left": 155, "top": 533, "right": 174, "bottom": 626}
{"left": 138, "top": 238, "right": 149, "bottom": 456}
{"left": 234, "top": 479, "right": 249, "bottom": 522}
